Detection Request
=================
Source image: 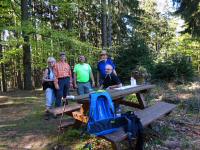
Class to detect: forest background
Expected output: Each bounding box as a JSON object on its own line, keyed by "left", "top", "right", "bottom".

{"left": 0, "top": 0, "right": 199, "bottom": 91}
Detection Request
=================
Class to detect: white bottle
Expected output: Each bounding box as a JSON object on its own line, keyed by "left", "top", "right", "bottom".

{"left": 131, "top": 77, "right": 137, "bottom": 86}
{"left": 116, "top": 107, "right": 121, "bottom": 117}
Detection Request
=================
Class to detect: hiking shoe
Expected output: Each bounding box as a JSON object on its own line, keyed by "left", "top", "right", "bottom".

{"left": 44, "top": 111, "right": 50, "bottom": 120}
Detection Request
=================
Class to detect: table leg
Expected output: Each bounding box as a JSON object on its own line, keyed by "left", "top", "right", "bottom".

{"left": 136, "top": 93, "right": 147, "bottom": 109}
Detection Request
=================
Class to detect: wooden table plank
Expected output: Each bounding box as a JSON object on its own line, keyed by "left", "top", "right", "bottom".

{"left": 67, "top": 84, "right": 155, "bottom": 104}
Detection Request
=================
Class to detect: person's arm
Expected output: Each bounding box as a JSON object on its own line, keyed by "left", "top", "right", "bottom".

{"left": 110, "top": 59, "right": 117, "bottom": 75}
{"left": 113, "top": 69, "right": 117, "bottom": 76}
{"left": 53, "top": 64, "right": 59, "bottom": 89}
{"left": 97, "top": 72, "right": 100, "bottom": 87}
{"left": 99, "top": 84, "right": 103, "bottom": 90}
{"left": 74, "top": 73, "right": 77, "bottom": 88}
{"left": 68, "top": 65, "right": 73, "bottom": 88}
{"left": 108, "top": 83, "right": 122, "bottom": 89}
{"left": 42, "top": 69, "right": 48, "bottom": 81}
{"left": 90, "top": 71, "right": 95, "bottom": 87}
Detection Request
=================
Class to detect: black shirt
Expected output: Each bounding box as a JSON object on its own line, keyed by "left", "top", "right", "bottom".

{"left": 102, "top": 73, "right": 121, "bottom": 89}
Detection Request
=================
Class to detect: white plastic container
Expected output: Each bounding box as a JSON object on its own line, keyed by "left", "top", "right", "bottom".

{"left": 130, "top": 77, "right": 137, "bottom": 86}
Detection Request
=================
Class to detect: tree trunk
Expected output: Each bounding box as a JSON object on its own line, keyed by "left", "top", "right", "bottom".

{"left": 21, "top": 0, "right": 32, "bottom": 90}
{"left": 108, "top": 0, "right": 112, "bottom": 48}
{"left": 0, "top": 43, "right": 7, "bottom": 92}
{"left": 102, "top": 0, "right": 107, "bottom": 49}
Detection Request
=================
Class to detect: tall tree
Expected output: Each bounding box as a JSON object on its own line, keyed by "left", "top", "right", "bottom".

{"left": 101, "top": 0, "right": 107, "bottom": 48}
{"left": 173, "top": 0, "right": 200, "bottom": 37}
{"left": 21, "top": 0, "right": 32, "bottom": 90}
{"left": 107, "top": 0, "right": 112, "bottom": 48}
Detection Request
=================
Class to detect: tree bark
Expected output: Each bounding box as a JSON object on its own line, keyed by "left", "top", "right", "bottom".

{"left": 108, "top": 0, "right": 112, "bottom": 48}
{"left": 0, "top": 43, "right": 7, "bottom": 92}
{"left": 101, "top": 0, "right": 107, "bottom": 49}
{"left": 21, "top": 0, "right": 32, "bottom": 90}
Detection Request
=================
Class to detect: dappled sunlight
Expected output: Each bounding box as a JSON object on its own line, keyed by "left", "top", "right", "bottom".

{"left": 0, "top": 124, "right": 17, "bottom": 129}
{"left": 18, "top": 134, "right": 50, "bottom": 149}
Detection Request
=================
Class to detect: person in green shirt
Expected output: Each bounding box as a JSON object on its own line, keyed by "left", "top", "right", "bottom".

{"left": 74, "top": 55, "right": 95, "bottom": 95}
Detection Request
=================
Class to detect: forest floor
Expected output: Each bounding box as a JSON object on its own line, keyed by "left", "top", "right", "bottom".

{"left": 0, "top": 80, "right": 200, "bottom": 150}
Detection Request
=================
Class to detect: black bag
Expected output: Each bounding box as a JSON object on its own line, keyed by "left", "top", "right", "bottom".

{"left": 42, "top": 68, "right": 55, "bottom": 90}
{"left": 42, "top": 81, "right": 55, "bottom": 90}
{"left": 113, "top": 111, "right": 144, "bottom": 150}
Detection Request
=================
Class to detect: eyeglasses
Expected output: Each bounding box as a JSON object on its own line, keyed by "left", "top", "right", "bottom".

{"left": 106, "top": 69, "right": 112, "bottom": 70}
{"left": 48, "top": 61, "right": 54, "bottom": 63}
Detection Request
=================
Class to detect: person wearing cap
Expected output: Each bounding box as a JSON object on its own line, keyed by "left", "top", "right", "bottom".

{"left": 53, "top": 52, "right": 72, "bottom": 107}
{"left": 74, "top": 55, "right": 95, "bottom": 95}
{"left": 97, "top": 50, "right": 117, "bottom": 87}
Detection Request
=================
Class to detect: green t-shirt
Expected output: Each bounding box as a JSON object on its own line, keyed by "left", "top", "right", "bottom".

{"left": 74, "top": 63, "right": 92, "bottom": 82}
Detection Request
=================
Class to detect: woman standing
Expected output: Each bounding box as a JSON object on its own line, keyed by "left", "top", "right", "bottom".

{"left": 42, "top": 57, "right": 56, "bottom": 119}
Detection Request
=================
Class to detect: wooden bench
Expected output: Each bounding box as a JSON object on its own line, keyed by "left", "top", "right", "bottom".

{"left": 100, "top": 101, "right": 176, "bottom": 150}
{"left": 48, "top": 103, "right": 82, "bottom": 117}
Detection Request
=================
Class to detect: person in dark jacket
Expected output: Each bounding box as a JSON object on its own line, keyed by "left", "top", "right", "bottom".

{"left": 100, "top": 64, "right": 122, "bottom": 90}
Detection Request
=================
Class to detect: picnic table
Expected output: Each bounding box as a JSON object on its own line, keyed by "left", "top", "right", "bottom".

{"left": 49, "top": 84, "right": 176, "bottom": 149}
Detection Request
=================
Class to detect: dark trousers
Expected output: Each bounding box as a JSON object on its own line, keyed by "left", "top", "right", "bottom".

{"left": 55, "top": 77, "right": 70, "bottom": 107}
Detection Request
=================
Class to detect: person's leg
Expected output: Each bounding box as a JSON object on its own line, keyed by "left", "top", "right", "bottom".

{"left": 63, "top": 77, "right": 70, "bottom": 98}
{"left": 83, "top": 82, "right": 92, "bottom": 94}
{"left": 55, "top": 79, "right": 64, "bottom": 107}
{"left": 45, "top": 88, "right": 53, "bottom": 110}
{"left": 77, "top": 83, "right": 84, "bottom": 95}
{"left": 51, "top": 89, "right": 56, "bottom": 107}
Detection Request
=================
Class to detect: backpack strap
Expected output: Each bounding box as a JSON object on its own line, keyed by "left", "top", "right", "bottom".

{"left": 124, "top": 112, "right": 144, "bottom": 150}
{"left": 47, "top": 67, "right": 51, "bottom": 79}
{"left": 125, "top": 116, "right": 134, "bottom": 149}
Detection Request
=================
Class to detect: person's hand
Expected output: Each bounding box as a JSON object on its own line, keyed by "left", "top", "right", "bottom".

{"left": 106, "top": 86, "right": 110, "bottom": 90}
{"left": 55, "top": 84, "right": 59, "bottom": 90}
{"left": 74, "top": 83, "right": 77, "bottom": 89}
{"left": 97, "top": 82, "right": 100, "bottom": 87}
{"left": 70, "top": 83, "right": 73, "bottom": 89}
{"left": 92, "top": 82, "right": 95, "bottom": 87}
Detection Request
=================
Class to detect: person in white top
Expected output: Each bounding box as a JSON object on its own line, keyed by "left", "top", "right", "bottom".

{"left": 42, "top": 57, "right": 56, "bottom": 119}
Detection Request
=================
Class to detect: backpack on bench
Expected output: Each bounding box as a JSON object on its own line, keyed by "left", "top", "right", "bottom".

{"left": 87, "top": 91, "right": 144, "bottom": 150}
{"left": 87, "top": 91, "right": 118, "bottom": 136}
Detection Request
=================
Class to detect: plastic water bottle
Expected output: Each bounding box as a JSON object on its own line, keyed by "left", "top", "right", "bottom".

{"left": 66, "top": 95, "right": 75, "bottom": 100}
{"left": 131, "top": 77, "right": 137, "bottom": 86}
{"left": 116, "top": 107, "right": 121, "bottom": 117}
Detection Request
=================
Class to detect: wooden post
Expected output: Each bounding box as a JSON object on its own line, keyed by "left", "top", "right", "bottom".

{"left": 136, "top": 93, "right": 147, "bottom": 109}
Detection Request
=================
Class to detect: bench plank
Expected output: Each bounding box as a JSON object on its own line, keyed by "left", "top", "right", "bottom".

{"left": 58, "top": 118, "right": 75, "bottom": 129}
{"left": 135, "top": 101, "right": 176, "bottom": 127}
{"left": 101, "top": 102, "right": 176, "bottom": 143}
{"left": 48, "top": 103, "right": 82, "bottom": 116}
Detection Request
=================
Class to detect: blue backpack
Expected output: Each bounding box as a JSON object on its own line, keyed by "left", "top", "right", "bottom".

{"left": 87, "top": 91, "right": 118, "bottom": 136}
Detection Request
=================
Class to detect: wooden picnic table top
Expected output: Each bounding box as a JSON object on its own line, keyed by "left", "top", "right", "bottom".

{"left": 68, "top": 84, "right": 155, "bottom": 104}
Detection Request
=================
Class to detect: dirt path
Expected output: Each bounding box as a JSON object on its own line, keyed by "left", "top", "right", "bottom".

{"left": 0, "top": 90, "right": 59, "bottom": 150}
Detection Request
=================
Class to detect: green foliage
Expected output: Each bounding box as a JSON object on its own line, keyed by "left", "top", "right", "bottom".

{"left": 115, "top": 34, "right": 153, "bottom": 82}
{"left": 153, "top": 53, "right": 194, "bottom": 80}
{"left": 173, "top": 0, "right": 200, "bottom": 37}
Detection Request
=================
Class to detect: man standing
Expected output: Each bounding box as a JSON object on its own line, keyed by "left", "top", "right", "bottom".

{"left": 54, "top": 52, "right": 72, "bottom": 107}
{"left": 97, "top": 50, "right": 117, "bottom": 86}
{"left": 74, "top": 55, "right": 95, "bottom": 95}
{"left": 100, "top": 64, "right": 122, "bottom": 90}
